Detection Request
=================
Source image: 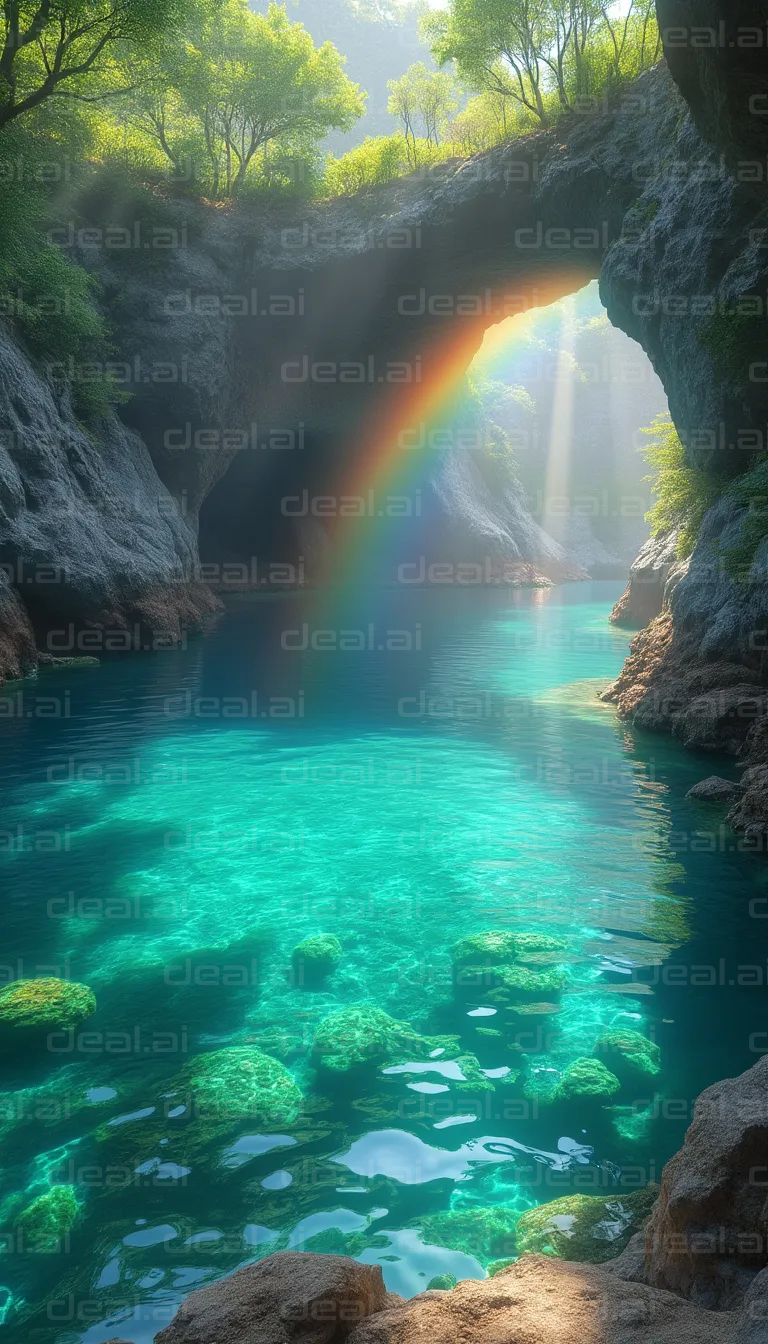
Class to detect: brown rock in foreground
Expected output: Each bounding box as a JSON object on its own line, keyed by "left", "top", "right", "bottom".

{"left": 643, "top": 1053, "right": 768, "bottom": 1310}
{"left": 346, "top": 1256, "right": 736, "bottom": 1344}
{"left": 154, "top": 1251, "right": 387, "bottom": 1344}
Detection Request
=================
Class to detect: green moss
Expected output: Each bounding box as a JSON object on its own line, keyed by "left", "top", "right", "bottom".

{"left": 0, "top": 979, "right": 96, "bottom": 1038}
{"left": 452, "top": 931, "right": 566, "bottom": 967}
{"left": 13, "top": 1187, "right": 79, "bottom": 1251}
{"left": 178, "top": 1047, "right": 302, "bottom": 1129}
{"left": 291, "top": 934, "right": 342, "bottom": 982}
{"left": 555, "top": 1058, "right": 621, "bottom": 1105}
{"left": 514, "top": 1186, "right": 658, "bottom": 1264}
{"left": 701, "top": 306, "right": 767, "bottom": 386}
{"left": 426, "top": 1273, "right": 457, "bottom": 1290}
{"left": 452, "top": 932, "right": 519, "bottom": 966}
{"left": 311, "top": 1006, "right": 458, "bottom": 1074}
{"left": 414, "top": 1206, "right": 519, "bottom": 1266}
{"left": 593, "top": 1030, "right": 661, "bottom": 1085}
{"left": 487, "top": 1257, "right": 515, "bottom": 1277}
{"left": 718, "top": 455, "right": 768, "bottom": 583}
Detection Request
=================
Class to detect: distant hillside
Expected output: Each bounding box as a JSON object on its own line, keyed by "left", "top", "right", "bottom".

{"left": 250, "top": 0, "right": 435, "bottom": 149}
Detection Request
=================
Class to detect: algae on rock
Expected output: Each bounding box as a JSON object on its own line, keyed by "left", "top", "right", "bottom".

{"left": 0, "top": 979, "right": 96, "bottom": 1041}
{"left": 514, "top": 1186, "right": 658, "bottom": 1264}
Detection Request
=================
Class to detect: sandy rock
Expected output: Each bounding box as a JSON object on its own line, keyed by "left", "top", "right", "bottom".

{"left": 643, "top": 1054, "right": 768, "bottom": 1310}
{"left": 686, "top": 776, "right": 745, "bottom": 802}
{"left": 155, "top": 1251, "right": 387, "bottom": 1344}
{"left": 346, "top": 1255, "right": 736, "bottom": 1344}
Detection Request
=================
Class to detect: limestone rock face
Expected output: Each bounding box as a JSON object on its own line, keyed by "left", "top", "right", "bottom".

{"left": 155, "top": 1251, "right": 387, "bottom": 1344}
{"left": 0, "top": 327, "right": 219, "bottom": 683}
{"left": 345, "top": 1255, "right": 736, "bottom": 1344}
{"left": 610, "top": 532, "right": 682, "bottom": 629}
{"left": 643, "top": 1054, "right": 768, "bottom": 1310}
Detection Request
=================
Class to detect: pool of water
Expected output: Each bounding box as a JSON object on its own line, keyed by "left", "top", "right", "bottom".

{"left": 1, "top": 581, "right": 767, "bottom": 1341}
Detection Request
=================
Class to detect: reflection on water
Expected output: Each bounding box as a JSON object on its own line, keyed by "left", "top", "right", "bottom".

{"left": 1, "top": 582, "right": 767, "bottom": 1341}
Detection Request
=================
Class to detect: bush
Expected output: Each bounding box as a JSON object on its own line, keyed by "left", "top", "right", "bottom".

{"left": 325, "top": 134, "right": 407, "bottom": 195}
{"left": 0, "top": 124, "right": 114, "bottom": 423}
{"left": 642, "top": 414, "right": 721, "bottom": 558}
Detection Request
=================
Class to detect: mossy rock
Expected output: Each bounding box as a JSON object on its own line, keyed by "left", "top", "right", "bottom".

{"left": 593, "top": 1030, "right": 661, "bottom": 1085}
{"left": 291, "top": 935, "right": 342, "bottom": 983}
{"left": 487, "top": 1257, "right": 516, "bottom": 1277}
{"left": 311, "top": 1006, "right": 458, "bottom": 1075}
{"left": 426, "top": 1273, "right": 457, "bottom": 1290}
{"left": 555, "top": 1058, "right": 621, "bottom": 1105}
{"left": 466, "top": 963, "right": 567, "bottom": 1004}
{"left": 0, "top": 979, "right": 96, "bottom": 1040}
{"left": 452, "top": 931, "right": 566, "bottom": 969}
{"left": 452, "top": 932, "right": 519, "bottom": 967}
{"left": 514, "top": 1186, "right": 659, "bottom": 1264}
{"left": 414, "top": 1206, "right": 519, "bottom": 1266}
{"left": 178, "top": 1047, "right": 302, "bottom": 1129}
{"left": 13, "top": 1186, "right": 79, "bottom": 1251}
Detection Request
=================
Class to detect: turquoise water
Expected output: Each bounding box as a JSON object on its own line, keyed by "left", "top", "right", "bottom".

{"left": 1, "top": 582, "right": 767, "bottom": 1341}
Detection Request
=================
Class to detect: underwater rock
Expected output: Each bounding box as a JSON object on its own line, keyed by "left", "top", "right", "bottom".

{"left": 426, "top": 1274, "right": 457, "bottom": 1291}
{"left": 155, "top": 1250, "right": 387, "bottom": 1344}
{"left": 452, "top": 931, "right": 567, "bottom": 968}
{"left": 13, "top": 1186, "right": 79, "bottom": 1250}
{"left": 413, "top": 1207, "right": 519, "bottom": 1266}
{"left": 555, "top": 1058, "right": 621, "bottom": 1105}
{"left": 593, "top": 1029, "right": 661, "bottom": 1086}
{"left": 38, "top": 655, "right": 100, "bottom": 669}
{"left": 514, "top": 1187, "right": 659, "bottom": 1264}
{"left": 292, "top": 935, "right": 343, "bottom": 983}
{"left": 311, "top": 1007, "right": 458, "bottom": 1074}
{"left": 686, "top": 775, "right": 744, "bottom": 803}
{"left": 178, "top": 1047, "right": 302, "bottom": 1129}
{"left": 0, "top": 978, "right": 96, "bottom": 1041}
{"left": 345, "top": 1254, "right": 736, "bottom": 1344}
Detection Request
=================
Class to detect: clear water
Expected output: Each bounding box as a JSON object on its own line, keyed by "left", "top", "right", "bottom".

{"left": 1, "top": 581, "right": 767, "bottom": 1342}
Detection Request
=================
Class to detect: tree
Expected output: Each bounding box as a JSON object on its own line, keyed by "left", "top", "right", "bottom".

{"left": 387, "top": 60, "right": 456, "bottom": 166}
{"left": 423, "top": 0, "right": 661, "bottom": 126}
{"left": 121, "top": 0, "right": 365, "bottom": 195}
{"left": 0, "top": 0, "right": 201, "bottom": 130}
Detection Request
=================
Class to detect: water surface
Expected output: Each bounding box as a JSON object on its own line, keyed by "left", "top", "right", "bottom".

{"left": 1, "top": 582, "right": 766, "bottom": 1341}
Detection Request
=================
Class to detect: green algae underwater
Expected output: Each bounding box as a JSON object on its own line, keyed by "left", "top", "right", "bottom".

{"left": 1, "top": 582, "right": 767, "bottom": 1342}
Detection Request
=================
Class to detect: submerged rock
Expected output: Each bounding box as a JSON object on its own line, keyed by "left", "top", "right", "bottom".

{"left": 555, "top": 1058, "right": 621, "bottom": 1105}
{"left": 686, "top": 775, "right": 744, "bottom": 802}
{"left": 13, "top": 1186, "right": 79, "bottom": 1250}
{"left": 155, "top": 1250, "right": 387, "bottom": 1344}
{"left": 292, "top": 935, "right": 342, "bottom": 983}
{"left": 452, "top": 931, "right": 566, "bottom": 968}
{"left": 426, "top": 1274, "right": 457, "bottom": 1291}
{"left": 0, "top": 978, "right": 96, "bottom": 1040}
{"left": 514, "top": 1187, "right": 659, "bottom": 1264}
{"left": 178, "top": 1047, "right": 302, "bottom": 1129}
{"left": 593, "top": 1029, "right": 661, "bottom": 1085}
{"left": 311, "top": 1007, "right": 458, "bottom": 1074}
{"left": 413, "top": 1206, "right": 519, "bottom": 1265}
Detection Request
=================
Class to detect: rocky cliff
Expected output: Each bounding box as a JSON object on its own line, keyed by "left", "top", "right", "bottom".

{"left": 2, "top": 0, "right": 768, "bottom": 737}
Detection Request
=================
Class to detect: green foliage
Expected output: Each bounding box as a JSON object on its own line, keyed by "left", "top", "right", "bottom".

{"left": 422, "top": 0, "right": 660, "bottom": 128}
{"left": 719, "top": 456, "right": 768, "bottom": 584}
{"left": 387, "top": 61, "right": 457, "bottom": 166}
{"left": 0, "top": 121, "right": 118, "bottom": 421}
{"left": 116, "top": 0, "right": 365, "bottom": 197}
{"left": 0, "top": 0, "right": 205, "bottom": 130}
{"left": 325, "top": 133, "right": 407, "bottom": 193}
{"left": 642, "top": 414, "right": 720, "bottom": 559}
